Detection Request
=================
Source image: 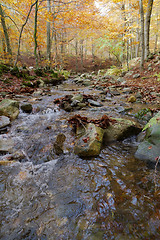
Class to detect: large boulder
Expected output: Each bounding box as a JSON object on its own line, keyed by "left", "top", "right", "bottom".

{"left": 135, "top": 112, "right": 160, "bottom": 163}
{"left": 74, "top": 123, "right": 104, "bottom": 157}
{"left": 104, "top": 118, "right": 141, "bottom": 143}
{"left": 0, "top": 99, "right": 19, "bottom": 120}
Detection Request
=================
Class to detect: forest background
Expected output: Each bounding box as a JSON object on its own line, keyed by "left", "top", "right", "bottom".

{"left": 0, "top": 0, "right": 159, "bottom": 71}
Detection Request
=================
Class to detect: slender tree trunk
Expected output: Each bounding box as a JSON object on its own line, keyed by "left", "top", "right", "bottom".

{"left": 92, "top": 38, "right": 95, "bottom": 63}
{"left": 47, "top": 0, "right": 51, "bottom": 62}
{"left": 154, "top": 8, "right": 159, "bottom": 53}
{"left": 0, "top": 4, "right": 12, "bottom": 57}
{"left": 80, "top": 39, "right": 84, "bottom": 68}
{"left": 2, "top": 37, "right": 6, "bottom": 57}
{"left": 139, "top": 0, "right": 145, "bottom": 69}
{"left": 85, "top": 39, "right": 87, "bottom": 61}
{"left": 121, "top": 2, "right": 126, "bottom": 63}
{"left": 34, "top": 0, "right": 38, "bottom": 67}
{"left": 126, "top": 40, "right": 129, "bottom": 70}
{"left": 14, "top": 0, "right": 38, "bottom": 67}
{"left": 135, "top": 16, "right": 140, "bottom": 58}
{"left": 75, "top": 38, "right": 78, "bottom": 72}
{"left": 145, "top": 0, "right": 154, "bottom": 58}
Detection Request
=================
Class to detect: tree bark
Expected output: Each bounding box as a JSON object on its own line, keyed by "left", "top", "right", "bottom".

{"left": 14, "top": 0, "right": 38, "bottom": 67}
{"left": 47, "top": 0, "right": 51, "bottom": 62}
{"left": 0, "top": 4, "right": 12, "bottom": 57}
{"left": 34, "top": 0, "right": 38, "bottom": 67}
{"left": 139, "top": 0, "right": 145, "bottom": 69}
{"left": 145, "top": 0, "right": 154, "bottom": 58}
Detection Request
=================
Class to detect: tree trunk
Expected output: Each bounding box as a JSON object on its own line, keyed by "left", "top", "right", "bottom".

{"left": 144, "top": 0, "right": 154, "bottom": 58}
{"left": 75, "top": 39, "right": 78, "bottom": 72}
{"left": 80, "top": 39, "right": 84, "bottom": 68}
{"left": 47, "top": 0, "right": 51, "bottom": 62}
{"left": 139, "top": 0, "right": 145, "bottom": 69}
{"left": 154, "top": 8, "right": 158, "bottom": 53}
{"left": 34, "top": 0, "right": 38, "bottom": 67}
{"left": 0, "top": 4, "right": 12, "bottom": 57}
{"left": 14, "top": 0, "right": 38, "bottom": 67}
{"left": 135, "top": 16, "right": 140, "bottom": 58}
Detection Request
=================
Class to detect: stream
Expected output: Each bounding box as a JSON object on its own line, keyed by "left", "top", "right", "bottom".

{"left": 0, "top": 78, "right": 160, "bottom": 239}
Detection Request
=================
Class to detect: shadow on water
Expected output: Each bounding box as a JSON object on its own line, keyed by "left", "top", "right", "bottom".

{"left": 0, "top": 80, "right": 160, "bottom": 240}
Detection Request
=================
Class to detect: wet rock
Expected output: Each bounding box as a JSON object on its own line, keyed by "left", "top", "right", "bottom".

{"left": 38, "top": 79, "right": 45, "bottom": 88}
{"left": 71, "top": 100, "right": 80, "bottom": 107}
{"left": 0, "top": 92, "right": 9, "bottom": 97}
{"left": 0, "top": 160, "right": 16, "bottom": 165}
{"left": 103, "top": 118, "right": 141, "bottom": 143}
{"left": 74, "top": 123, "right": 104, "bottom": 157}
{"left": 135, "top": 112, "right": 160, "bottom": 163}
{"left": 122, "top": 87, "right": 132, "bottom": 94}
{"left": 21, "top": 103, "right": 33, "bottom": 113}
{"left": 133, "top": 73, "right": 140, "bottom": 79}
{"left": 125, "top": 71, "right": 134, "bottom": 77}
{"left": 0, "top": 116, "right": 10, "bottom": 128}
{"left": 135, "top": 92, "right": 143, "bottom": 99}
{"left": 62, "top": 102, "right": 72, "bottom": 112}
{"left": 77, "top": 103, "right": 87, "bottom": 108}
{"left": 117, "top": 77, "right": 126, "bottom": 83}
{"left": 135, "top": 108, "right": 152, "bottom": 121}
{"left": 82, "top": 80, "right": 92, "bottom": 86}
{"left": 33, "top": 89, "right": 43, "bottom": 96}
{"left": 0, "top": 137, "right": 14, "bottom": 153}
{"left": 88, "top": 99, "right": 103, "bottom": 107}
{"left": 128, "top": 96, "right": 136, "bottom": 103}
{"left": 71, "top": 94, "right": 83, "bottom": 103}
{"left": 0, "top": 99, "right": 19, "bottom": 120}
{"left": 53, "top": 133, "right": 66, "bottom": 155}
{"left": 110, "top": 90, "right": 120, "bottom": 96}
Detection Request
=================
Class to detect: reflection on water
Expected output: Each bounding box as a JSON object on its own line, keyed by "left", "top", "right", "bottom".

{"left": 0, "top": 81, "right": 160, "bottom": 239}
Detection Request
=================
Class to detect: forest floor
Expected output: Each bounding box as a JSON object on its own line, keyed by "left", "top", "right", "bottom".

{"left": 0, "top": 54, "right": 160, "bottom": 107}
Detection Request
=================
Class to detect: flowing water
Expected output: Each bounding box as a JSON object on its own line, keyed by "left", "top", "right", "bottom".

{"left": 0, "top": 80, "right": 160, "bottom": 240}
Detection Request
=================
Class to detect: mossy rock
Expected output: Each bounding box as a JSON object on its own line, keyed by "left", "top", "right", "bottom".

{"left": 135, "top": 112, "right": 160, "bottom": 163}
{"left": 34, "top": 68, "right": 45, "bottom": 77}
{"left": 135, "top": 108, "right": 152, "bottom": 121}
{"left": 22, "top": 80, "right": 34, "bottom": 87}
{"left": 51, "top": 72, "right": 58, "bottom": 78}
{"left": 107, "top": 66, "right": 122, "bottom": 76}
{"left": 104, "top": 118, "right": 141, "bottom": 143}
{"left": 74, "top": 123, "right": 104, "bottom": 157}
{"left": 0, "top": 99, "right": 19, "bottom": 120}
{"left": 10, "top": 66, "right": 24, "bottom": 78}
{"left": 0, "top": 63, "right": 10, "bottom": 73}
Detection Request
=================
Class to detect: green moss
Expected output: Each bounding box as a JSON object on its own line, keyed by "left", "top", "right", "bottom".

{"left": 0, "top": 63, "right": 10, "bottom": 73}
{"left": 10, "top": 66, "right": 21, "bottom": 78}
{"left": 107, "top": 66, "right": 122, "bottom": 76}
{"left": 22, "top": 79, "right": 34, "bottom": 87}
{"left": 135, "top": 108, "right": 152, "bottom": 120}
{"left": 34, "top": 68, "right": 45, "bottom": 76}
{"left": 51, "top": 72, "right": 58, "bottom": 78}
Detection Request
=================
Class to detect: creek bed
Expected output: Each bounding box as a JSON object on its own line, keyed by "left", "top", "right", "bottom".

{"left": 0, "top": 80, "right": 160, "bottom": 239}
